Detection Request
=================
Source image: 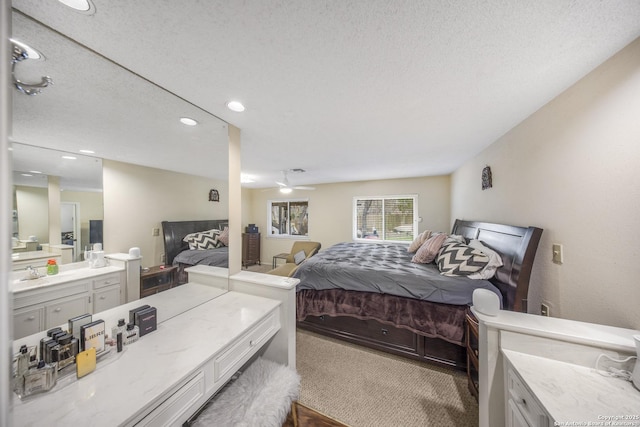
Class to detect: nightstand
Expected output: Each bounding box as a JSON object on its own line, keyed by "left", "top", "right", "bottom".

{"left": 140, "top": 265, "right": 177, "bottom": 298}
{"left": 465, "top": 307, "right": 479, "bottom": 400}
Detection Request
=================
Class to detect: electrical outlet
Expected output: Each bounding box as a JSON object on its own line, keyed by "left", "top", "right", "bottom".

{"left": 160, "top": 254, "right": 165, "bottom": 263}
{"left": 541, "top": 303, "right": 550, "bottom": 317}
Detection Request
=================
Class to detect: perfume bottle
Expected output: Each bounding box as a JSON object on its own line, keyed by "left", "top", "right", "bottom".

{"left": 123, "top": 323, "right": 139, "bottom": 345}
{"left": 111, "top": 318, "right": 126, "bottom": 339}
{"left": 20, "top": 361, "right": 57, "bottom": 398}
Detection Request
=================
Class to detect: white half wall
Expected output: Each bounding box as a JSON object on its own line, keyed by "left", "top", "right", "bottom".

{"left": 451, "top": 37, "right": 640, "bottom": 329}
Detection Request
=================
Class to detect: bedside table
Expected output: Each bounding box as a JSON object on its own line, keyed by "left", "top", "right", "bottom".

{"left": 465, "top": 308, "right": 479, "bottom": 400}
{"left": 140, "top": 265, "right": 178, "bottom": 298}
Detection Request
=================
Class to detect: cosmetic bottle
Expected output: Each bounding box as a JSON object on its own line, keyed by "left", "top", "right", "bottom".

{"left": 111, "top": 318, "right": 126, "bottom": 340}
{"left": 21, "top": 361, "right": 57, "bottom": 398}
{"left": 123, "top": 323, "right": 139, "bottom": 345}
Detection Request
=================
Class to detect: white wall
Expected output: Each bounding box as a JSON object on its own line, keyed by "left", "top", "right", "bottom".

{"left": 103, "top": 160, "right": 228, "bottom": 268}
{"left": 245, "top": 175, "right": 451, "bottom": 264}
{"left": 451, "top": 37, "right": 640, "bottom": 329}
{"left": 14, "top": 186, "right": 48, "bottom": 242}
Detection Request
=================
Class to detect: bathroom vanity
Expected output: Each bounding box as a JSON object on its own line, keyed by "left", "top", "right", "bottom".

{"left": 10, "top": 266, "right": 298, "bottom": 426}
{"left": 473, "top": 309, "right": 640, "bottom": 427}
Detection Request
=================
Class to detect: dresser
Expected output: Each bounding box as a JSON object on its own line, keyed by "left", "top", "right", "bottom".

{"left": 473, "top": 309, "right": 640, "bottom": 427}
{"left": 242, "top": 232, "right": 261, "bottom": 267}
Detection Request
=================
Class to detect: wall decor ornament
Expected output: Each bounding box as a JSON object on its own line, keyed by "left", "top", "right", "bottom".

{"left": 209, "top": 189, "right": 219, "bottom": 202}
{"left": 482, "top": 166, "right": 492, "bottom": 190}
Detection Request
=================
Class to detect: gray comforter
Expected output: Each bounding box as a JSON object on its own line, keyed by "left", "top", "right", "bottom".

{"left": 293, "top": 242, "right": 501, "bottom": 306}
{"left": 172, "top": 247, "right": 228, "bottom": 268}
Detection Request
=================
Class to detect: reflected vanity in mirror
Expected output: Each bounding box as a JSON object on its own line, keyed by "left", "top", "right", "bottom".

{"left": 12, "top": 143, "right": 103, "bottom": 266}
{"left": 9, "top": 9, "right": 231, "bottom": 337}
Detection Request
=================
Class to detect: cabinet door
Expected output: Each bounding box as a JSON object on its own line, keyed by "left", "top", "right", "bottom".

{"left": 507, "top": 399, "right": 530, "bottom": 427}
{"left": 92, "top": 286, "right": 120, "bottom": 313}
{"left": 45, "top": 294, "right": 89, "bottom": 329}
{"left": 14, "top": 306, "right": 44, "bottom": 339}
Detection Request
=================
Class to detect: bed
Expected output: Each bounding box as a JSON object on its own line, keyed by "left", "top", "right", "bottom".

{"left": 295, "top": 219, "right": 543, "bottom": 369}
{"left": 161, "top": 219, "right": 229, "bottom": 284}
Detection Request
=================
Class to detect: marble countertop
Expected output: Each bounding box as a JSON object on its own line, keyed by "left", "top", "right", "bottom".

{"left": 11, "top": 264, "right": 125, "bottom": 293}
{"left": 503, "top": 349, "right": 640, "bottom": 423}
{"left": 11, "top": 251, "right": 60, "bottom": 262}
{"left": 472, "top": 308, "right": 639, "bottom": 353}
{"left": 12, "top": 290, "right": 281, "bottom": 426}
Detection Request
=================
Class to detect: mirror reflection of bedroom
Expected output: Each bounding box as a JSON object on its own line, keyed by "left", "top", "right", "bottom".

{"left": 3, "top": 1, "right": 640, "bottom": 427}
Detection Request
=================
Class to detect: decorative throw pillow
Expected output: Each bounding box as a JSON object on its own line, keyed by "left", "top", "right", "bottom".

{"left": 467, "top": 239, "right": 503, "bottom": 280}
{"left": 183, "top": 229, "right": 222, "bottom": 250}
{"left": 217, "top": 227, "right": 229, "bottom": 247}
{"left": 293, "top": 250, "right": 306, "bottom": 265}
{"left": 407, "top": 230, "right": 432, "bottom": 253}
{"left": 411, "top": 233, "right": 447, "bottom": 264}
{"left": 436, "top": 242, "right": 490, "bottom": 277}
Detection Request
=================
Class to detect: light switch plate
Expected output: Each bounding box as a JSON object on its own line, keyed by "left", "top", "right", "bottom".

{"left": 552, "top": 243, "right": 563, "bottom": 264}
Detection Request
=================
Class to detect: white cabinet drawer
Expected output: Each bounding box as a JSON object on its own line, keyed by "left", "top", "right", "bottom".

{"left": 14, "top": 306, "right": 44, "bottom": 339}
{"left": 214, "top": 310, "right": 279, "bottom": 382}
{"left": 93, "top": 273, "right": 120, "bottom": 289}
{"left": 136, "top": 372, "right": 205, "bottom": 427}
{"left": 507, "top": 368, "right": 548, "bottom": 427}
{"left": 45, "top": 293, "right": 90, "bottom": 329}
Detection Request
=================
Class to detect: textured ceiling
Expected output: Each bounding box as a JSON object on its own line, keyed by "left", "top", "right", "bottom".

{"left": 10, "top": 0, "right": 640, "bottom": 189}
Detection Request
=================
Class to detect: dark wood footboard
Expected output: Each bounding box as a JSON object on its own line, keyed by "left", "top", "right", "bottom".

{"left": 298, "top": 315, "right": 466, "bottom": 370}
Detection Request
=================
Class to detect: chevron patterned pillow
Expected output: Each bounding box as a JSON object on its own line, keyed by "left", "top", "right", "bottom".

{"left": 436, "top": 242, "right": 490, "bottom": 277}
{"left": 184, "top": 229, "right": 222, "bottom": 250}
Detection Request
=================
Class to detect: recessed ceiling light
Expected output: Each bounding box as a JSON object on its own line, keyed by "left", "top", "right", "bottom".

{"left": 79, "top": 149, "right": 95, "bottom": 154}
{"left": 62, "top": 155, "right": 77, "bottom": 160}
{"left": 226, "top": 101, "right": 245, "bottom": 112}
{"left": 10, "top": 38, "right": 43, "bottom": 60}
{"left": 180, "top": 117, "right": 198, "bottom": 126}
{"left": 58, "top": 0, "right": 94, "bottom": 12}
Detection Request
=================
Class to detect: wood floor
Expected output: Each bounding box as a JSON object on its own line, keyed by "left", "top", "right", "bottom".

{"left": 283, "top": 402, "right": 349, "bottom": 427}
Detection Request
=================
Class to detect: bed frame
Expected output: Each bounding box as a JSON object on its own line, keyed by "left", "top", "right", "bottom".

{"left": 297, "top": 219, "right": 543, "bottom": 369}
{"left": 161, "top": 219, "right": 229, "bottom": 265}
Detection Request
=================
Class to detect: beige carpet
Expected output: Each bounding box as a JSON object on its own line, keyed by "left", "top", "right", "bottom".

{"left": 296, "top": 329, "right": 478, "bottom": 427}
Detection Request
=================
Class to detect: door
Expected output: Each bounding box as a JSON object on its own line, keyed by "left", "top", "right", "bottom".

{"left": 61, "top": 202, "right": 81, "bottom": 261}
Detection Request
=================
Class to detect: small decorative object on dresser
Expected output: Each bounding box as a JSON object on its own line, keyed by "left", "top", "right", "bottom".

{"left": 242, "top": 232, "right": 261, "bottom": 268}
{"left": 140, "top": 265, "right": 177, "bottom": 298}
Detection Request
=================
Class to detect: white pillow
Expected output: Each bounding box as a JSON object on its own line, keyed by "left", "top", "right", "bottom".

{"left": 293, "top": 250, "right": 306, "bottom": 265}
{"left": 467, "top": 239, "right": 503, "bottom": 280}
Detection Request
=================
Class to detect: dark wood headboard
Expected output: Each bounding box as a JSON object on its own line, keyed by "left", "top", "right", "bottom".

{"left": 161, "top": 219, "right": 229, "bottom": 266}
{"left": 451, "top": 219, "right": 543, "bottom": 312}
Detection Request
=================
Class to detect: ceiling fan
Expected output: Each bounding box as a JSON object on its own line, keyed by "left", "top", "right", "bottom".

{"left": 275, "top": 169, "right": 315, "bottom": 193}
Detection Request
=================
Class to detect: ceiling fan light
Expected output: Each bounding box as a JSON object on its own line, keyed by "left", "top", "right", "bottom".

{"left": 280, "top": 187, "right": 292, "bottom": 194}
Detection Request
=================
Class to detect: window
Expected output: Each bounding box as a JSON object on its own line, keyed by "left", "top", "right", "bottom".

{"left": 268, "top": 199, "right": 309, "bottom": 237}
{"left": 353, "top": 195, "right": 418, "bottom": 242}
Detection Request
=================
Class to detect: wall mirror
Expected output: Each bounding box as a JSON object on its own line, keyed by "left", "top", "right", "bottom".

{"left": 10, "top": 10, "right": 230, "bottom": 328}
{"left": 12, "top": 143, "right": 103, "bottom": 261}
